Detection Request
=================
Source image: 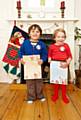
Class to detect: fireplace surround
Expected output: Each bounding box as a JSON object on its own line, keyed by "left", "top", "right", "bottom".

{"left": 8, "top": 18, "right": 78, "bottom": 83}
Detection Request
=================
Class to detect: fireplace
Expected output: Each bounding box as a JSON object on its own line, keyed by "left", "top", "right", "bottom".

{"left": 8, "top": 18, "right": 78, "bottom": 83}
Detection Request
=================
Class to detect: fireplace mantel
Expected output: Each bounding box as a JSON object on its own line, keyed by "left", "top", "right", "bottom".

{"left": 8, "top": 17, "right": 78, "bottom": 82}
{"left": 7, "top": 18, "right": 78, "bottom": 22}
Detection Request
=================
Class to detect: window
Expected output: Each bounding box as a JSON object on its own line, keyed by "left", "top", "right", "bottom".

{"left": 22, "top": 0, "right": 60, "bottom": 12}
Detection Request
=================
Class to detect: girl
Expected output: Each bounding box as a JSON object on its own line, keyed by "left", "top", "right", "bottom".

{"left": 48, "top": 28, "right": 72, "bottom": 104}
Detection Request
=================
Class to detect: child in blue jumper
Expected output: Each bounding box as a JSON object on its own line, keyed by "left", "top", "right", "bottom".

{"left": 19, "top": 24, "right": 47, "bottom": 103}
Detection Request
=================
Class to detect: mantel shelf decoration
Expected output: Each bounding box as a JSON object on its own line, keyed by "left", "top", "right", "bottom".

{"left": 75, "top": 27, "right": 81, "bottom": 42}
{"left": 60, "top": 1, "right": 65, "bottom": 18}
{"left": 16, "top": 0, "right": 22, "bottom": 18}
{"left": 40, "top": 0, "right": 45, "bottom": 18}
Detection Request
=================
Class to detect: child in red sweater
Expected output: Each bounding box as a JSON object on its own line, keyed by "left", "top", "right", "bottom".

{"left": 48, "top": 28, "right": 72, "bottom": 104}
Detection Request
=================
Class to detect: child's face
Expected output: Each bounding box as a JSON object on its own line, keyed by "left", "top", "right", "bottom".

{"left": 55, "top": 31, "right": 65, "bottom": 43}
{"left": 29, "top": 27, "right": 41, "bottom": 41}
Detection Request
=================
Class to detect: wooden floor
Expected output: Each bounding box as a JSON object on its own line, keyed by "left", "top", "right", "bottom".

{"left": 0, "top": 83, "right": 81, "bottom": 120}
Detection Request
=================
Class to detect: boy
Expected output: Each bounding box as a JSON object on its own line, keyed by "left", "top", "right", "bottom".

{"left": 19, "top": 24, "right": 47, "bottom": 103}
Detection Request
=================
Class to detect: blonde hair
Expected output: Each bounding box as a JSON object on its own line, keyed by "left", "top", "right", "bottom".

{"left": 53, "top": 28, "right": 66, "bottom": 39}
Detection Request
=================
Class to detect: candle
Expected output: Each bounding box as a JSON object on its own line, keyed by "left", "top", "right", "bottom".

{"left": 17, "top": 0, "right": 21, "bottom": 8}
{"left": 18, "top": 0, "right": 21, "bottom": 8}
{"left": 16, "top": 0, "right": 21, "bottom": 18}
{"left": 60, "top": 1, "right": 65, "bottom": 9}
{"left": 40, "top": 0, "right": 45, "bottom": 6}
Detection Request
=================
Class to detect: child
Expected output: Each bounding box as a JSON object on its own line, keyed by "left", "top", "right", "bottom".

{"left": 19, "top": 24, "right": 47, "bottom": 103}
{"left": 48, "top": 28, "right": 72, "bottom": 104}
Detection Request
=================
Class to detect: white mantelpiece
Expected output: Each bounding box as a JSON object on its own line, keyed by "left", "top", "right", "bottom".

{"left": 7, "top": 18, "right": 78, "bottom": 82}
{"left": 8, "top": 18, "right": 78, "bottom": 34}
{"left": 0, "top": 18, "right": 78, "bottom": 83}
{"left": 7, "top": 18, "right": 78, "bottom": 22}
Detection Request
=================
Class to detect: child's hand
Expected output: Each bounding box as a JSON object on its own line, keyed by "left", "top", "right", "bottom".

{"left": 20, "top": 58, "right": 25, "bottom": 64}
{"left": 38, "top": 59, "right": 43, "bottom": 65}
{"left": 69, "top": 79, "right": 74, "bottom": 84}
{"left": 48, "top": 57, "right": 51, "bottom": 63}
{"left": 60, "top": 62, "right": 69, "bottom": 68}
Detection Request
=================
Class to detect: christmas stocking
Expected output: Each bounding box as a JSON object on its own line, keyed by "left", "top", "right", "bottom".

{"left": 2, "top": 26, "right": 29, "bottom": 81}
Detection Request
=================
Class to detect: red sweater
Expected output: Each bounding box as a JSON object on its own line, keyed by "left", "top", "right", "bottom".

{"left": 48, "top": 43, "right": 72, "bottom": 61}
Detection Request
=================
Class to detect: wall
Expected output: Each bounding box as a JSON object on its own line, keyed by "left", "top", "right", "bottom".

{"left": 75, "top": 0, "right": 81, "bottom": 27}
{"left": 74, "top": 0, "right": 81, "bottom": 70}
{"left": 0, "top": 0, "right": 16, "bottom": 82}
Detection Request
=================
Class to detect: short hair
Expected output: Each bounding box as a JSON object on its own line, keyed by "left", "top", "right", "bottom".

{"left": 28, "top": 24, "right": 42, "bottom": 35}
{"left": 53, "top": 28, "right": 66, "bottom": 39}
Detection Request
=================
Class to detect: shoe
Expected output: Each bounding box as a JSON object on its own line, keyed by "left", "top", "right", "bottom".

{"left": 40, "top": 98, "right": 46, "bottom": 102}
{"left": 27, "top": 100, "right": 33, "bottom": 104}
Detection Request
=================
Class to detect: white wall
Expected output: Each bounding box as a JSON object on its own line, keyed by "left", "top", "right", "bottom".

{"left": 0, "top": 0, "right": 15, "bottom": 82}
{"left": 75, "top": 0, "right": 81, "bottom": 27}
{"left": 74, "top": 0, "right": 81, "bottom": 69}
{"left": 0, "top": 0, "right": 15, "bottom": 59}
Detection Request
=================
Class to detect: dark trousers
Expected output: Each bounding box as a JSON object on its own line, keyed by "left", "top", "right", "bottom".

{"left": 26, "top": 79, "right": 44, "bottom": 101}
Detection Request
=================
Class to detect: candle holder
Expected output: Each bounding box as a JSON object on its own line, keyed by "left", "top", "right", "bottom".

{"left": 16, "top": 0, "right": 22, "bottom": 18}
{"left": 60, "top": 8, "right": 65, "bottom": 18}
{"left": 60, "top": 1, "right": 65, "bottom": 18}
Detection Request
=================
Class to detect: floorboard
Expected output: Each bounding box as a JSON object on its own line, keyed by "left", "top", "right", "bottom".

{"left": 0, "top": 83, "right": 81, "bottom": 120}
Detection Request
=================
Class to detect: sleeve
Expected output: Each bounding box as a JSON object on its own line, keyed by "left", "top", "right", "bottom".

{"left": 41, "top": 42, "right": 48, "bottom": 62}
{"left": 65, "top": 44, "right": 72, "bottom": 59}
{"left": 18, "top": 41, "right": 25, "bottom": 59}
{"left": 48, "top": 45, "right": 52, "bottom": 58}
